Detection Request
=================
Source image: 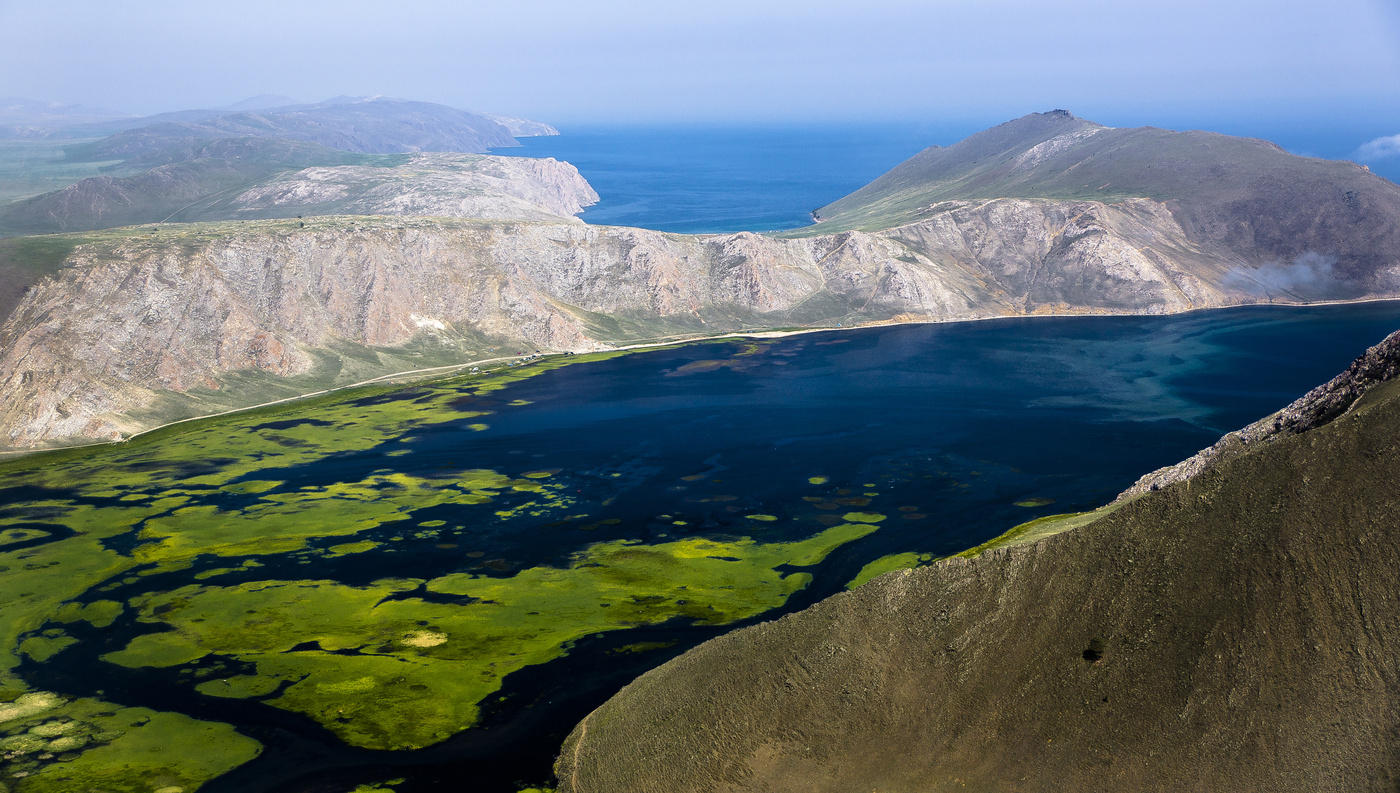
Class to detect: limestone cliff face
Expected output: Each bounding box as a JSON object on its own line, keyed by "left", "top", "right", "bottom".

{"left": 1, "top": 195, "right": 1396, "bottom": 448}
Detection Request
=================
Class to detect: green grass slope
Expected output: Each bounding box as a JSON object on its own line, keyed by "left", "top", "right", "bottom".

{"left": 0, "top": 139, "right": 137, "bottom": 204}
{"left": 0, "top": 138, "right": 389, "bottom": 236}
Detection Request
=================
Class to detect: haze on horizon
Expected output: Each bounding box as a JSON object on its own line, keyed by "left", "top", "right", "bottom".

{"left": 3, "top": 0, "right": 1400, "bottom": 173}
{"left": 1, "top": 0, "right": 1396, "bottom": 123}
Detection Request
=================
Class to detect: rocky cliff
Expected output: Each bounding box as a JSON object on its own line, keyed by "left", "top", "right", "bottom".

{"left": 484, "top": 114, "right": 560, "bottom": 137}
{"left": 552, "top": 327, "right": 1400, "bottom": 793}
{"left": 1118, "top": 328, "right": 1400, "bottom": 499}
{"left": 2, "top": 190, "right": 1398, "bottom": 448}
{"left": 206, "top": 153, "right": 597, "bottom": 222}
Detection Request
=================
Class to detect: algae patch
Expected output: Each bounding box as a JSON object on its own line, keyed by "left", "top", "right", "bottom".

{"left": 955, "top": 507, "right": 1118, "bottom": 558}
{"left": 102, "top": 523, "right": 878, "bottom": 750}
{"left": 0, "top": 691, "right": 259, "bottom": 793}
{"left": 847, "top": 552, "right": 936, "bottom": 589}
{"left": 0, "top": 337, "right": 898, "bottom": 781}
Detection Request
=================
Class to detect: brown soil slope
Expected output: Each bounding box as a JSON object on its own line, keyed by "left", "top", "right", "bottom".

{"left": 556, "top": 332, "right": 1400, "bottom": 793}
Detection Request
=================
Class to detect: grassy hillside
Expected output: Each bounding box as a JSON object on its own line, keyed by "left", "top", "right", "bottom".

{"left": 0, "top": 138, "right": 387, "bottom": 235}
{"left": 803, "top": 112, "right": 1400, "bottom": 258}
{"left": 0, "top": 98, "right": 553, "bottom": 236}
{"left": 794, "top": 111, "right": 1400, "bottom": 295}
{"left": 0, "top": 139, "right": 136, "bottom": 203}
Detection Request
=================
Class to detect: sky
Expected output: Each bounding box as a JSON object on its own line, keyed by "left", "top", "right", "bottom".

{"left": 1, "top": 0, "right": 1398, "bottom": 136}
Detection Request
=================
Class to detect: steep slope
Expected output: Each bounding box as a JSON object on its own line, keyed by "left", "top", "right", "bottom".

{"left": 0, "top": 149, "right": 597, "bottom": 234}
{"left": 810, "top": 111, "right": 1400, "bottom": 297}
{"left": 553, "top": 329, "right": 1400, "bottom": 793}
{"left": 0, "top": 215, "right": 986, "bottom": 446}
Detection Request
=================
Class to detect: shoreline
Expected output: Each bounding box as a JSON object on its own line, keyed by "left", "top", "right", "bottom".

{"left": 4, "top": 295, "right": 1399, "bottom": 461}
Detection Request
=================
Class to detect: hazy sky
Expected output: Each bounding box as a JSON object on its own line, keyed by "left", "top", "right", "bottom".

{"left": 2, "top": 0, "right": 1398, "bottom": 129}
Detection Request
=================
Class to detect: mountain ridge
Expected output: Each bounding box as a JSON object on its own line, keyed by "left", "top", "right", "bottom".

{"left": 810, "top": 111, "right": 1400, "bottom": 275}
{"left": 0, "top": 98, "right": 568, "bottom": 236}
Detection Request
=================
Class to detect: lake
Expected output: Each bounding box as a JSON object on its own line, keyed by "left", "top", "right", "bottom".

{"left": 2, "top": 301, "right": 1399, "bottom": 792}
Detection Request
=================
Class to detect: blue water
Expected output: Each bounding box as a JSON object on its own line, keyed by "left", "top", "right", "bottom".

{"left": 497, "top": 124, "right": 941, "bottom": 233}
{"left": 497, "top": 120, "right": 1400, "bottom": 233}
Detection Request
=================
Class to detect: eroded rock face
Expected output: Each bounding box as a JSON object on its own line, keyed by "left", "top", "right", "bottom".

{"left": 0, "top": 150, "right": 600, "bottom": 235}
{"left": 552, "top": 328, "right": 1400, "bottom": 793}
{"left": 1, "top": 195, "right": 1396, "bottom": 448}
{"left": 223, "top": 154, "right": 600, "bottom": 222}
{"left": 1118, "top": 328, "right": 1400, "bottom": 499}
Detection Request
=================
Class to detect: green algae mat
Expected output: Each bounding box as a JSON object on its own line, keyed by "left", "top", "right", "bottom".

{"left": 0, "top": 343, "right": 905, "bottom": 792}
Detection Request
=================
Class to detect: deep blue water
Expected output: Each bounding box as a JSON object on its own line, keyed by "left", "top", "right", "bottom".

{"left": 392, "top": 302, "right": 1400, "bottom": 572}
{"left": 497, "top": 124, "right": 939, "bottom": 233}
{"left": 497, "top": 121, "right": 1400, "bottom": 233}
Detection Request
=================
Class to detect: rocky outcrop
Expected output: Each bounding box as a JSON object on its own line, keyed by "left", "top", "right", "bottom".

{"left": 217, "top": 154, "right": 598, "bottom": 222}
{"left": 1118, "top": 328, "right": 1400, "bottom": 498}
{"left": 0, "top": 147, "right": 596, "bottom": 235}
{"left": 2, "top": 193, "right": 1398, "bottom": 448}
{"left": 484, "top": 114, "right": 560, "bottom": 137}
{"left": 552, "top": 327, "right": 1400, "bottom": 793}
